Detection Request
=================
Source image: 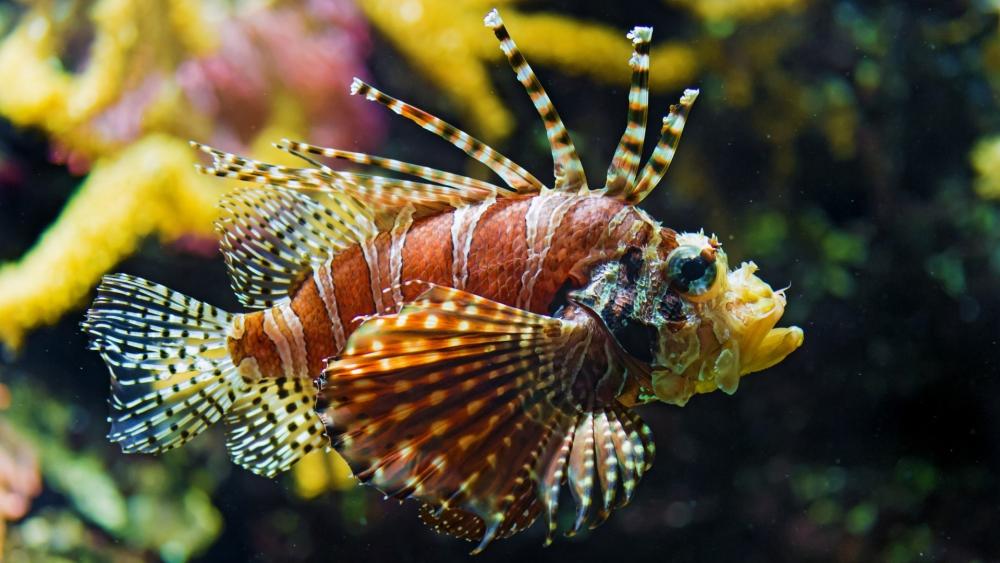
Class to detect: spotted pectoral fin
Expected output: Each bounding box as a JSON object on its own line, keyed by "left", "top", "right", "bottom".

{"left": 320, "top": 284, "right": 653, "bottom": 551}
{"left": 224, "top": 377, "right": 329, "bottom": 478}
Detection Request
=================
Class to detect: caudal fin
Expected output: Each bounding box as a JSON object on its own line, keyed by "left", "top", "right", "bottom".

{"left": 83, "top": 274, "right": 241, "bottom": 455}
{"left": 83, "top": 274, "right": 329, "bottom": 478}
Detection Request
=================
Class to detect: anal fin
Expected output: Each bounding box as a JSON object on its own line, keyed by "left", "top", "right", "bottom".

{"left": 225, "top": 377, "right": 328, "bottom": 478}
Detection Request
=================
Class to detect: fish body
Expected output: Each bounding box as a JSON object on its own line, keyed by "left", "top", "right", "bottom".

{"left": 227, "top": 193, "right": 653, "bottom": 381}
{"left": 82, "top": 10, "right": 803, "bottom": 552}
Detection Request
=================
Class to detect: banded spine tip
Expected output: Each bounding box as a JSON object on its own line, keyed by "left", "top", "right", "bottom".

{"left": 681, "top": 88, "right": 700, "bottom": 105}
{"left": 483, "top": 8, "right": 502, "bottom": 28}
{"left": 627, "top": 26, "right": 653, "bottom": 44}
{"left": 350, "top": 77, "right": 364, "bottom": 95}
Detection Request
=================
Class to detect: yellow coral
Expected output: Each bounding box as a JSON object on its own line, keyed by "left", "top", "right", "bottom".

{"left": 0, "top": 135, "right": 223, "bottom": 350}
{"left": 291, "top": 451, "right": 357, "bottom": 499}
{"left": 358, "top": 0, "right": 698, "bottom": 140}
{"left": 667, "top": 0, "right": 808, "bottom": 23}
{"left": 0, "top": 0, "right": 369, "bottom": 351}
{"left": 0, "top": 0, "right": 379, "bottom": 499}
{"left": 0, "top": 1, "right": 228, "bottom": 351}
{"left": 972, "top": 135, "right": 1000, "bottom": 199}
{"left": 0, "top": 1, "right": 217, "bottom": 161}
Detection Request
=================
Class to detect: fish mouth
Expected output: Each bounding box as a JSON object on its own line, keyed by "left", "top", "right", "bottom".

{"left": 726, "top": 262, "right": 804, "bottom": 377}
{"left": 650, "top": 261, "right": 803, "bottom": 405}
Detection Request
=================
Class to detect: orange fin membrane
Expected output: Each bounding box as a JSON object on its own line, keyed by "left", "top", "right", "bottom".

{"left": 484, "top": 9, "right": 588, "bottom": 192}
{"left": 320, "top": 284, "right": 653, "bottom": 552}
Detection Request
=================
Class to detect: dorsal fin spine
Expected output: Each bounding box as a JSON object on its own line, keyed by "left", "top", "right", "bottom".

{"left": 628, "top": 89, "right": 699, "bottom": 203}
{"left": 484, "top": 9, "right": 588, "bottom": 192}
{"left": 605, "top": 26, "right": 653, "bottom": 196}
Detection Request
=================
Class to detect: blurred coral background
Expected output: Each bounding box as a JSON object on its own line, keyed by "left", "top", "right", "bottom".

{"left": 1, "top": 0, "right": 999, "bottom": 561}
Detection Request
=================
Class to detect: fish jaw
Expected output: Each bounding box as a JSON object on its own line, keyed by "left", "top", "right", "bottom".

{"left": 650, "top": 261, "right": 803, "bottom": 405}
{"left": 723, "top": 261, "right": 804, "bottom": 377}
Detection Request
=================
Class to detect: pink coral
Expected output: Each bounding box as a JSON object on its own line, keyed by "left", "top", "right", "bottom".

{"left": 58, "top": 0, "right": 383, "bottom": 172}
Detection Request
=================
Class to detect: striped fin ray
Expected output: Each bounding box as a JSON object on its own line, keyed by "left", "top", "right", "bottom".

{"left": 321, "top": 284, "right": 582, "bottom": 552}
{"left": 216, "top": 186, "right": 375, "bottom": 308}
{"left": 82, "top": 274, "right": 240, "bottom": 454}
{"left": 195, "top": 142, "right": 505, "bottom": 218}
{"left": 605, "top": 27, "right": 653, "bottom": 196}
{"left": 320, "top": 285, "right": 653, "bottom": 552}
{"left": 538, "top": 406, "right": 653, "bottom": 541}
{"left": 306, "top": 172, "right": 489, "bottom": 217}
{"left": 350, "top": 78, "right": 544, "bottom": 193}
{"left": 225, "top": 377, "right": 328, "bottom": 478}
{"left": 418, "top": 450, "right": 545, "bottom": 545}
{"left": 484, "top": 9, "right": 588, "bottom": 193}
{"left": 192, "top": 141, "right": 332, "bottom": 190}
{"left": 275, "top": 140, "right": 509, "bottom": 198}
{"left": 627, "top": 89, "right": 699, "bottom": 203}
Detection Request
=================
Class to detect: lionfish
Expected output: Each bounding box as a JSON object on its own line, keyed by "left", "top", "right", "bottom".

{"left": 82, "top": 10, "right": 803, "bottom": 552}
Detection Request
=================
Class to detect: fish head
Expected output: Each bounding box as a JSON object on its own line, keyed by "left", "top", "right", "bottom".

{"left": 569, "top": 230, "right": 803, "bottom": 407}
{"left": 646, "top": 231, "right": 804, "bottom": 405}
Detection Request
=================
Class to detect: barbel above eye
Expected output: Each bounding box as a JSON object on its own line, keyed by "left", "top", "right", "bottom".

{"left": 667, "top": 245, "right": 724, "bottom": 301}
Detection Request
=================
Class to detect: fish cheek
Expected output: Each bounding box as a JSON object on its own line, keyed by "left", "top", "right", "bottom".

{"left": 650, "top": 320, "right": 702, "bottom": 404}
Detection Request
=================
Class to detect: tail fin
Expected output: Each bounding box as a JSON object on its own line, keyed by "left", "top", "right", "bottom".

{"left": 83, "top": 274, "right": 329, "bottom": 477}
{"left": 82, "top": 274, "right": 241, "bottom": 455}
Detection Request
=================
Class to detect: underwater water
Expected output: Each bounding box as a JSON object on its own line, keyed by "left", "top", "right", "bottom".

{"left": 0, "top": 0, "right": 999, "bottom": 561}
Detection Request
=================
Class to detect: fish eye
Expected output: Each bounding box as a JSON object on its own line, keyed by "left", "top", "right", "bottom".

{"left": 667, "top": 245, "right": 722, "bottom": 301}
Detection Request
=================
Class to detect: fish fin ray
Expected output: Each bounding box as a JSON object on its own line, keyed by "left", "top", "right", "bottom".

{"left": 418, "top": 505, "right": 484, "bottom": 542}
{"left": 224, "top": 377, "right": 328, "bottom": 478}
{"left": 320, "top": 284, "right": 643, "bottom": 550}
{"left": 605, "top": 27, "right": 652, "bottom": 196}
{"left": 349, "top": 78, "right": 543, "bottom": 193}
{"left": 276, "top": 139, "right": 510, "bottom": 204}
{"left": 215, "top": 186, "right": 374, "bottom": 309}
{"left": 321, "top": 284, "right": 583, "bottom": 550}
{"left": 196, "top": 141, "right": 506, "bottom": 229}
{"left": 82, "top": 274, "right": 240, "bottom": 453}
{"left": 484, "top": 10, "right": 588, "bottom": 192}
{"left": 627, "top": 89, "right": 699, "bottom": 203}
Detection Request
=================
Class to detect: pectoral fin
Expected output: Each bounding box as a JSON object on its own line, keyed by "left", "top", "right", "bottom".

{"left": 319, "top": 284, "right": 654, "bottom": 552}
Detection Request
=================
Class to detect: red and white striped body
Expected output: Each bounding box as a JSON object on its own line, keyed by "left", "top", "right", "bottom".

{"left": 227, "top": 193, "right": 674, "bottom": 381}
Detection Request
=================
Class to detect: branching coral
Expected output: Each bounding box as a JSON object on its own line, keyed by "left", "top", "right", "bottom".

{"left": 0, "top": 0, "right": 380, "bottom": 352}
{"left": 0, "top": 135, "right": 222, "bottom": 350}
{"left": 667, "top": 0, "right": 809, "bottom": 24}
{"left": 358, "top": 0, "right": 698, "bottom": 140}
